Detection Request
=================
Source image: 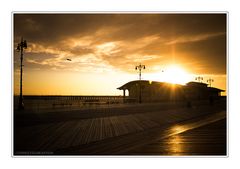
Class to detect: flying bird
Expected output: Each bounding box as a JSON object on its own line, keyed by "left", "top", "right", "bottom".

{"left": 66, "top": 58, "right": 72, "bottom": 61}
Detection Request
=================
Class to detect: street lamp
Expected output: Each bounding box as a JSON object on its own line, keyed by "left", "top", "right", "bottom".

{"left": 195, "top": 76, "right": 203, "bottom": 83}
{"left": 135, "top": 63, "right": 145, "bottom": 80}
{"left": 207, "top": 78, "right": 214, "bottom": 87}
{"left": 16, "top": 37, "right": 27, "bottom": 110}
{"left": 135, "top": 63, "right": 145, "bottom": 103}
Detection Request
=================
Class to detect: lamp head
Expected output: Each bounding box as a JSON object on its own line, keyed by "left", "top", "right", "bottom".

{"left": 23, "top": 40, "right": 27, "bottom": 49}
{"left": 16, "top": 44, "right": 20, "bottom": 52}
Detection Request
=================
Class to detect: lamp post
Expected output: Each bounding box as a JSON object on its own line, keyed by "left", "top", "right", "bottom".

{"left": 195, "top": 76, "right": 203, "bottom": 83}
{"left": 135, "top": 63, "right": 145, "bottom": 103}
{"left": 207, "top": 78, "right": 214, "bottom": 87}
{"left": 16, "top": 37, "right": 27, "bottom": 110}
{"left": 135, "top": 63, "right": 145, "bottom": 80}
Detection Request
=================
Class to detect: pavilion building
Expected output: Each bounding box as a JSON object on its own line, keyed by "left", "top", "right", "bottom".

{"left": 117, "top": 80, "right": 224, "bottom": 103}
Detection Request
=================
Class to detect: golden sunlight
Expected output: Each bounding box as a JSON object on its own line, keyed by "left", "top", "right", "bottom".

{"left": 162, "top": 65, "right": 192, "bottom": 85}
{"left": 168, "top": 135, "right": 184, "bottom": 155}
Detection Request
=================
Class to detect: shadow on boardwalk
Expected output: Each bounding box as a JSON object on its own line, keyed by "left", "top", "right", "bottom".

{"left": 14, "top": 99, "right": 226, "bottom": 156}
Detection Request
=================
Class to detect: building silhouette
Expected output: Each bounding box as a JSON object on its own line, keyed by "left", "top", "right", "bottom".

{"left": 117, "top": 80, "right": 224, "bottom": 103}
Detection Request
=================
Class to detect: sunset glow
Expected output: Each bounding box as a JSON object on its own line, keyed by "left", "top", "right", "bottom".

{"left": 161, "top": 65, "right": 192, "bottom": 85}
{"left": 14, "top": 14, "right": 226, "bottom": 96}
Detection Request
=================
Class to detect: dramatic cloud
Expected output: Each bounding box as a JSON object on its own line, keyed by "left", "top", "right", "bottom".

{"left": 14, "top": 14, "right": 226, "bottom": 74}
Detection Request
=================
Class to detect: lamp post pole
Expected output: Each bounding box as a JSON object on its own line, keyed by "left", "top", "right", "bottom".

{"left": 135, "top": 63, "right": 145, "bottom": 80}
{"left": 195, "top": 76, "right": 203, "bottom": 83}
{"left": 207, "top": 78, "right": 214, "bottom": 87}
{"left": 17, "top": 37, "right": 27, "bottom": 110}
{"left": 135, "top": 63, "right": 145, "bottom": 103}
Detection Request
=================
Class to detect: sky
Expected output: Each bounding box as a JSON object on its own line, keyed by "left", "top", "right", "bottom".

{"left": 14, "top": 13, "right": 226, "bottom": 96}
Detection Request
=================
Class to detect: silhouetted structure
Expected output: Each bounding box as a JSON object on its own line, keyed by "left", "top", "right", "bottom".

{"left": 117, "top": 80, "right": 224, "bottom": 103}
{"left": 195, "top": 76, "right": 204, "bottom": 83}
{"left": 135, "top": 63, "right": 146, "bottom": 103}
{"left": 207, "top": 78, "right": 214, "bottom": 87}
{"left": 16, "top": 37, "right": 27, "bottom": 110}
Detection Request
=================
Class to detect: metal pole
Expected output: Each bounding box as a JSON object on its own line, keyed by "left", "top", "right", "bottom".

{"left": 17, "top": 37, "right": 27, "bottom": 110}
{"left": 19, "top": 40, "right": 24, "bottom": 109}
{"left": 207, "top": 78, "right": 214, "bottom": 87}
{"left": 139, "top": 82, "right": 142, "bottom": 103}
{"left": 195, "top": 76, "right": 203, "bottom": 83}
{"left": 139, "top": 67, "right": 141, "bottom": 80}
{"left": 135, "top": 63, "right": 145, "bottom": 103}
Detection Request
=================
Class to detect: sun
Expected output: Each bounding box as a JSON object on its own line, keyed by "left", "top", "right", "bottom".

{"left": 145, "top": 64, "right": 192, "bottom": 85}
{"left": 161, "top": 65, "right": 192, "bottom": 85}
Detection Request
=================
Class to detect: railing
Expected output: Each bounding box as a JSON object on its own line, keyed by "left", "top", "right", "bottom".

{"left": 13, "top": 95, "right": 125, "bottom": 110}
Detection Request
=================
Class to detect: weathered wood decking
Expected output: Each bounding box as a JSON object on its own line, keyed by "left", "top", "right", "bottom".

{"left": 14, "top": 100, "right": 226, "bottom": 155}
{"left": 125, "top": 117, "right": 226, "bottom": 156}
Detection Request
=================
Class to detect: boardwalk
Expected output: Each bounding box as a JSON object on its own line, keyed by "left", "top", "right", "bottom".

{"left": 126, "top": 118, "right": 226, "bottom": 156}
{"left": 14, "top": 99, "right": 226, "bottom": 155}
